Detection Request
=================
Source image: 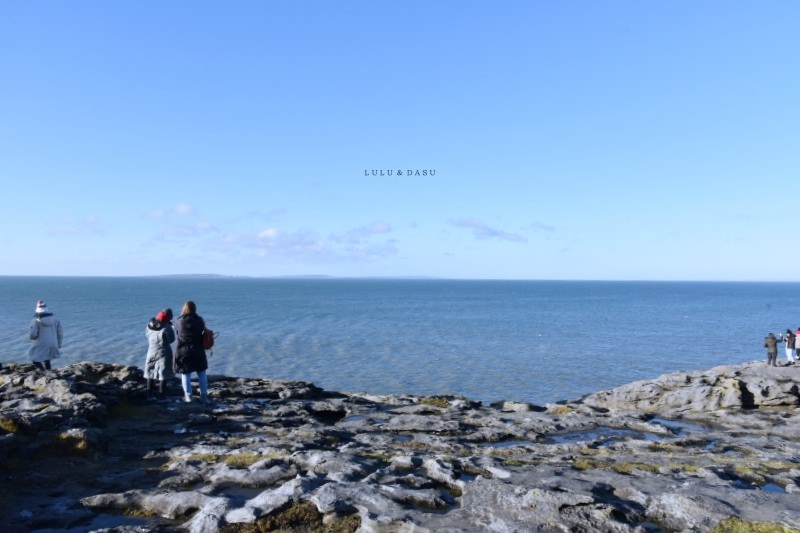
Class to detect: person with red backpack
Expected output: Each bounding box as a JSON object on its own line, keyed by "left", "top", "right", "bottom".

{"left": 174, "top": 300, "right": 211, "bottom": 405}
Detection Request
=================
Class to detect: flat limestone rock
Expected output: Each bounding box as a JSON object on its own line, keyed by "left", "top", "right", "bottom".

{"left": 0, "top": 360, "right": 798, "bottom": 532}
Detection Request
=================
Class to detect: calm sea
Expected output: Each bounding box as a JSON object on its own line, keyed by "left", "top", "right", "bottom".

{"left": 0, "top": 277, "right": 796, "bottom": 404}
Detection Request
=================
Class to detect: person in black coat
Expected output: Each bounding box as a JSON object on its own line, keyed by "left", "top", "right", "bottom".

{"left": 174, "top": 300, "right": 210, "bottom": 403}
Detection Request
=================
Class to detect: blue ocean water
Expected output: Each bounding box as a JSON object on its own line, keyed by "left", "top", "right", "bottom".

{"left": 1, "top": 277, "right": 797, "bottom": 404}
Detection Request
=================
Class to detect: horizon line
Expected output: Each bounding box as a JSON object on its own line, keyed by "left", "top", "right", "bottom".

{"left": 0, "top": 274, "right": 799, "bottom": 283}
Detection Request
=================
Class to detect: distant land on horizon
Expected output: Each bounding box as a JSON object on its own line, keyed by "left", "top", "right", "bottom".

{"left": 2, "top": 274, "right": 800, "bottom": 283}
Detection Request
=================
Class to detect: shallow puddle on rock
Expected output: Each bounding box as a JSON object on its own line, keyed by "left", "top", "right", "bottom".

{"left": 761, "top": 483, "right": 785, "bottom": 493}
{"left": 62, "top": 513, "right": 149, "bottom": 532}
{"left": 214, "top": 485, "right": 266, "bottom": 504}
{"left": 480, "top": 440, "right": 534, "bottom": 448}
{"left": 242, "top": 399, "right": 273, "bottom": 410}
{"left": 546, "top": 427, "right": 645, "bottom": 445}
{"left": 731, "top": 479, "right": 785, "bottom": 492}
{"left": 649, "top": 417, "right": 707, "bottom": 434}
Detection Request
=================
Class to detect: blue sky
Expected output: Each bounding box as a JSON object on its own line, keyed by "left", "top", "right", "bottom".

{"left": 1, "top": 2, "right": 798, "bottom": 280}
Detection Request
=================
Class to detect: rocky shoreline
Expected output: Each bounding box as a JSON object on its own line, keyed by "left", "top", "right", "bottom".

{"left": 0, "top": 361, "right": 799, "bottom": 532}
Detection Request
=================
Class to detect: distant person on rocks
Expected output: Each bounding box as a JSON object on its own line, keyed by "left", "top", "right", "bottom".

{"left": 145, "top": 310, "right": 176, "bottom": 400}
{"left": 781, "top": 329, "right": 797, "bottom": 366}
{"left": 174, "top": 300, "right": 210, "bottom": 404}
{"left": 795, "top": 328, "right": 800, "bottom": 361}
{"left": 764, "top": 332, "right": 779, "bottom": 367}
{"left": 28, "top": 299, "right": 62, "bottom": 371}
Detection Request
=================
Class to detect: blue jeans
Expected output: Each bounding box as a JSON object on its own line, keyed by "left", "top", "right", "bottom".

{"left": 181, "top": 371, "right": 208, "bottom": 399}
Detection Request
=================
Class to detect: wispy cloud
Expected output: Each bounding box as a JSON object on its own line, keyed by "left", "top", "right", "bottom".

{"left": 237, "top": 222, "right": 397, "bottom": 262}
{"left": 143, "top": 202, "right": 195, "bottom": 220}
{"left": 530, "top": 221, "right": 556, "bottom": 233}
{"left": 48, "top": 215, "right": 106, "bottom": 237}
{"left": 244, "top": 208, "right": 287, "bottom": 221}
{"left": 164, "top": 220, "right": 217, "bottom": 239}
{"left": 451, "top": 218, "right": 528, "bottom": 243}
{"left": 143, "top": 205, "right": 397, "bottom": 264}
{"left": 143, "top": 209, "right": 166, "bottom": 220}
{"left": 144, "top": 203, "right": 217, "bottom": 242}
{"left": 174, "top": 203, "right": 193, "bottom": 216}
{"left": 333, "top": 221, "right": 392, "bottom": 245}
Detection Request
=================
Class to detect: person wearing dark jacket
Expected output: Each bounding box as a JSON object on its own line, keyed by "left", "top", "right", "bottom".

{"left": 174, "top": 300, "right": 210, "bottom": 404}
{"left": 764, "top": 332, "right": 779, "bottom": 367}
{"left": 781, "top": 329, "right": 797, "bottom": 366}
{"left": 144, "top": 310, "right": 176, "bottom": 400}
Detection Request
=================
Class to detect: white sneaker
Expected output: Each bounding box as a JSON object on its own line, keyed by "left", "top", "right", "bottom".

{"left": 183, "top": 395, "right": 192, "bottom": 403}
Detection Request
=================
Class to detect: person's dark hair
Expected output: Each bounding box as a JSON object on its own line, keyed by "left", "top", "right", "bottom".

{"left": 182, "top": 301, "right": 197, "bottom": 315}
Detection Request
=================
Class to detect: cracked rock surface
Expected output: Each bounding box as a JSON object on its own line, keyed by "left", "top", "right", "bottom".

{"left": 0, "top": 361, "right": 799, "bottom": 532}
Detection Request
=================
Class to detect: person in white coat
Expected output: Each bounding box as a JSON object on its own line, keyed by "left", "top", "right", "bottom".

{"left": 28, "top": 299, "right": 63, "bottom": 370}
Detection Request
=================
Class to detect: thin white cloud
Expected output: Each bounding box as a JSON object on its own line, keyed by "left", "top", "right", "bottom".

{"left": 48, "top": 215, "right": 106, "bottom": 237}
{"left": 253, "top": 228, "right": 328, "bottom": 258}
{"left": 236, "top": 222, "right": 398, "bottom": 262}
{"left": 334, "top": 221, "right": 392, "bottom": 244}
{"left": 143, "top": 209, "right": 166, "bottom": 220}
{"left": 530, "top": 221, "right": 556, "bottom": 233}
{"left": 163, "top": 221, "right": 217, "bottom": 239}
{"left": 143, "top": 211, "right": 398, "bottom": 265}
{"left": 143, "top": 203, "right": 195, "bottom": 221}
{"left": 244, "top": 208, "right": 287, "bottom": 221}
{"left": 451, "top": 218, "right": 528, "bottom": 243}
{"left": 174, "top": 203, "right": 193, "bottom": 216}
{"left": 143, "top": 203, "right": 216, "bottom": 242}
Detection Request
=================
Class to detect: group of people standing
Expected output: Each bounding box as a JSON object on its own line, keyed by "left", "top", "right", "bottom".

{"left": 144, "top": 300, "right": 212, "bottom": 404}
{"left": 28, "top": 299, "right": 213, "bottom": 404}
{"left": 763, "top": 328, "right": 800, "bottom": 367}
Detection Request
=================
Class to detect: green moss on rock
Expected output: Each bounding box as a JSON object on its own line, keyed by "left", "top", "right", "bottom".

{"left": 420, "top": 396, "right": 450, "bottom": 409}
{"left": 711, "top": 517, "right": 800, "bottom": 533}
{"left": 0, "top": 416, "right": 19, "bottom": 434}
{"left": 220, "top": 500, "right": 360, "bottom": 533}
{"left": 224, "top": 452, "right": 262, "bottom": 469}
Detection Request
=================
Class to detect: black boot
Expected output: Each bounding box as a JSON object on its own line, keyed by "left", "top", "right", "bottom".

{"left": 146, "top": 379, "right": 155, "bottom": 400}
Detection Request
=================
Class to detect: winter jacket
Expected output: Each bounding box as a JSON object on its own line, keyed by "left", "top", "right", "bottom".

{"left": 764, "top": 333, "right": 779, "bottom": 355}
{"left": 784, "top": 332, "right": 796, "bottom": 349}
{"left": 145, "top": 318, "right": 175, "bottom": 380}
{"left": 28, "top": 313, "right": 63, "bottom": 363}
{"left": 174, "top": 312, "right": 208, "bottom": 374}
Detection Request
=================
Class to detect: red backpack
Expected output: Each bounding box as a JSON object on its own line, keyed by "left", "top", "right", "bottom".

{"left": 202, "top": 329, "right": 216, "bottom": 351}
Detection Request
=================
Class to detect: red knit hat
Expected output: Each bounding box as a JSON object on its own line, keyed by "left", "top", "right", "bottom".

{"left": 156, "top": 311, "right": 168, "bottom": 322}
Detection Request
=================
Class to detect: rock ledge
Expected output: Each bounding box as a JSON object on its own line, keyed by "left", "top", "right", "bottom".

{"left": 1, "top": 361, "right": 799, "bottom": 532}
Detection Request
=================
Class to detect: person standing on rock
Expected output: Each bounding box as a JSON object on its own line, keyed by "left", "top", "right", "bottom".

{"left": 764, "top": 332, "right": 779, "bottom": 367}
{"left": 780, "top": 329, "right": 797, "bottom": 366}
{"left": 794, "top": 327, "right": 800, "bottom": 362}
{"left": 28, "top": 299, "right": 63, "bottom": 371}
{"left": 174, "top": 300, "right": 210, "bottom": 404}
{"left": 145, "top": 310, "right": 176, "bottom": 401}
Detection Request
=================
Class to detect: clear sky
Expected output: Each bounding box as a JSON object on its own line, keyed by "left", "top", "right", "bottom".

{"left": 1, "top": 1, "right": 798, "bottom": 280}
